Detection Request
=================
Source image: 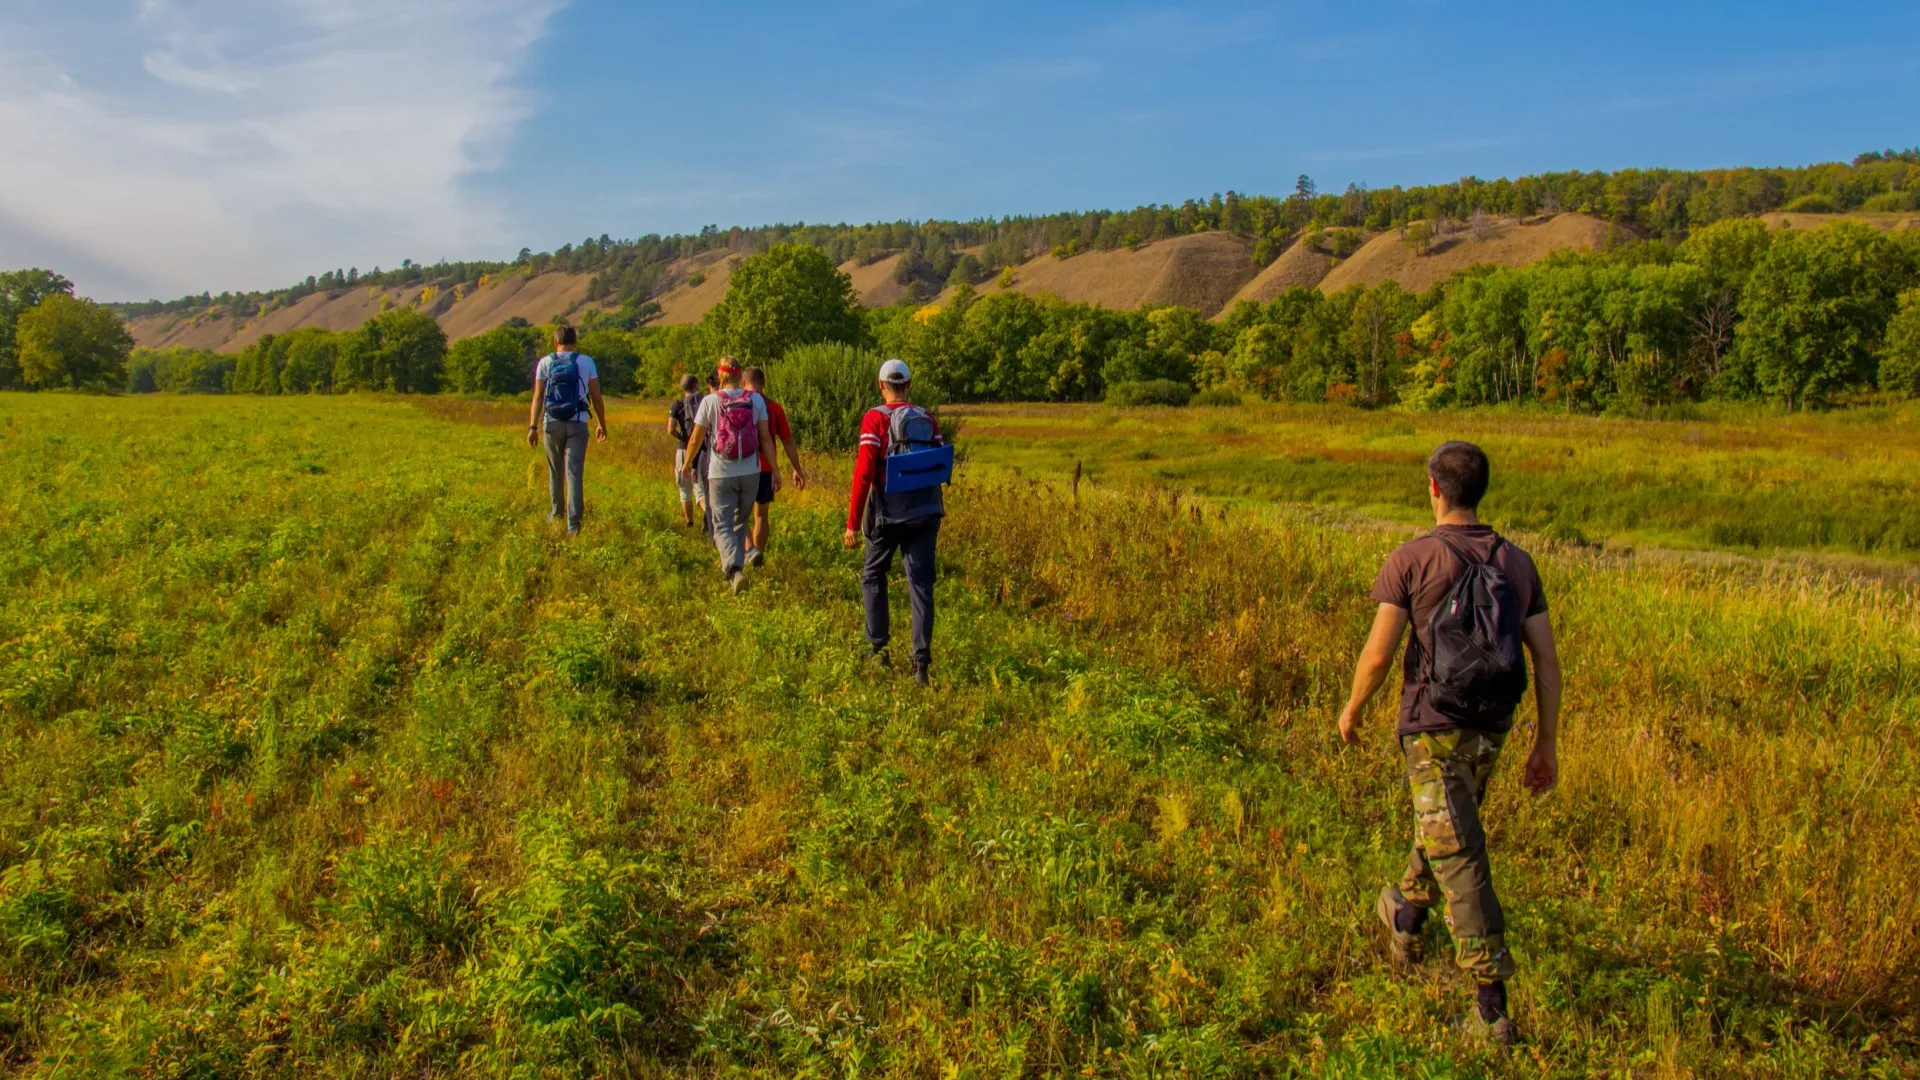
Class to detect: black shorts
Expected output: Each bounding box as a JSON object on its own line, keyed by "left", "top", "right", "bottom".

{"left": 755, "top": 470, "right": 775, "bottom": 505}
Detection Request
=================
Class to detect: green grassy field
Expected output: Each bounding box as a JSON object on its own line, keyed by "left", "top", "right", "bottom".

{"left": 0, "top": 394, "right": 1915, "bottom": 1077}
{"left": 950, "top": 401, "right": 1920, "bottom": 562}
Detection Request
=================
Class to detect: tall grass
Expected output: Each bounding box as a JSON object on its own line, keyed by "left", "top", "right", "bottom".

{"left": 953, "top": 399, "right": 1920, "bottom": 561}
{"left": 0, "top": 393, "right": 1911, "bottom": 1076}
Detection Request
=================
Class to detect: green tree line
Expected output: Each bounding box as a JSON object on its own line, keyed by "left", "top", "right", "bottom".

{"left": 10, "top": 211, "right": 1920, "bottom": 411}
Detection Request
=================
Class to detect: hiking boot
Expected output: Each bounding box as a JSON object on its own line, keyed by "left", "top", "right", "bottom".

{"left": 746, "top": 546, "right": 765, "bottom": 568}
{"left": 1466, "top": 1008, "right": 1520, "bottom": 1047}
{"left": 912, "top": 661, "right": 930, "bottom": 687}
{"left": 1466, "top": 982, "right": 1519, "bottom": 1047}
{"left": 1375, "top": 884, "right": 1425, "bottom": 967}
{"left": 728, "top": 570, "right": 746, "bottom": 595}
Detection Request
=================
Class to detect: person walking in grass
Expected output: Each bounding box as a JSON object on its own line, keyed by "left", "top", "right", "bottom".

{"left": 667, "top": 373, "right": 707, "bottom": 528}
{"left": 1335, "top": 440, "right": 1563, "bottom": 1047}
{"left": 681, "top": 357, "right": 776, "bottom": 593}
{"left": 743, "top": 365, "right": 807, "bottom": 565}
{"left": 844, "top": 358, "right": 946, "bottom": 686}
{"left": 526, "top": 326, "right": 606, "bottom": 535}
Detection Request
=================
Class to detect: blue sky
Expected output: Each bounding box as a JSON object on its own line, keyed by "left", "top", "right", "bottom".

{"left": 2, "top": 1, "right": 1916, "bottom": 300}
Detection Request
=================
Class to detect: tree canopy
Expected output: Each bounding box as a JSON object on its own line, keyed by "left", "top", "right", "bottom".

{"left": 701, "top": 244, "right": 865, "bottom": 364}
{"left": 16, "top": 292, "right": 134, "bottom": 392}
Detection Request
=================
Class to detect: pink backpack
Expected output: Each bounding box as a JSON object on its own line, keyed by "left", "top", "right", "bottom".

{"left": 713, "top": 389, "right": 760, "bottom": 462}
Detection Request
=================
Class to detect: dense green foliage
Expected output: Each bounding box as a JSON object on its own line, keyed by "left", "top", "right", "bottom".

{"left": 105, "top": 150, "right": 1920, "bottom": 325}
{"left": 0, "top": 270, "right": 75, "bottom": 390}
{"left": 1883, "top": 289, "right": 1920, "bottom": 394}
{"left": 128, "top": 347, "right": 235, "bottom": 394}
{"left": 849, "top": 221, "right": 1920, "bottom": 411}
{"left": 13, "top": 293, "right": 134, "bottom": 392}
{"left": 699, "top": 244, "right": 866, "bottom": 364}
{"left": 1106, "top": 379, "right": 1195, "bottom": 407}
{"left": 0, "top": 395, "right": 1912, "bottom": 1076}
{"left": 761, "top": 343, "right": 888, "bottom": 452}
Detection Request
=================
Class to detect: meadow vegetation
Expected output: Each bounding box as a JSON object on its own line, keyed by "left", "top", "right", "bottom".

{"left": 1, "top": 393, "right": 1914, "bottom": 1077}
{"left": 950, "top": 399, "right": 1920, "bottom": 561}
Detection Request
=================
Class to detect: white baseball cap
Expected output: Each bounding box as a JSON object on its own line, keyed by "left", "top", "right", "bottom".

{"left": 878, "top": 358, "right": 912, "bottom": 384}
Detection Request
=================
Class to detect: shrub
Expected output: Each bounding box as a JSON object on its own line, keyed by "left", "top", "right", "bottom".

{"left": 1783, "top": 193, "right": 1839, "bottom": 213}
{"left": 1191, "top": 387, "right": 1242, "bottom": 407}
{"left": 1881, "top": 289, "right": 1920, "bottom": 394}
{"left": 765, "top": 343, "right": 887, "bottom": 452}
{"left": 1863, "top": 191, "right": 1920, "bottom": 213}
{"left": 1106, "top": 379, "right": 1193, "bottom": 407}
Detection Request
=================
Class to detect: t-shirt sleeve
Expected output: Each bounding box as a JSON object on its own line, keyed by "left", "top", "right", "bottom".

{"left": 1521, "top": 554, "right": 1548, "bottom": 617}
{"left": 533, "top": 356, "right": 550, "bottom": 383}
{"left": 579, "top": 356, "right": 599, "bottom": 383}
{"left": 1369, "top": 545, "right": 1415, "bottom": 609}
{"left": 772, "top": 403, "right": 791, "bottom": 440}
{"left": 693, "top": 395, "right": 716, "bottom": 430}
{"left": 753, "top": 394, "right": 769, "bottom": 424}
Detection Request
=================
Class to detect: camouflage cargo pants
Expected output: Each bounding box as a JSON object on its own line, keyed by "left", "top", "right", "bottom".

{"left": 1398, "top": 728, "right": 1515, "bottom": 982}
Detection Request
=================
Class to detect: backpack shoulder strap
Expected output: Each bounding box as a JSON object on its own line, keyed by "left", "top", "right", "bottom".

{"left": 1429, "top": 530, "right": 1492, "bottom": 569}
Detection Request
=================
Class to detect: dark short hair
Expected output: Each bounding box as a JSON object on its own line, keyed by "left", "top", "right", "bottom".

{"left": 704, "top": 373, "right": 718, "bottom": 389}
{"left": 743, "top": 366, "right": 766, "bottom": 388}
{"left": 555, "top": 325, "right": 577, "bottom": 346}
{"left": 1428, "top": 441, "right": 1490, "bottom": 508}
{"left": 679, "top": 373, "right": 700, "bottom": 393}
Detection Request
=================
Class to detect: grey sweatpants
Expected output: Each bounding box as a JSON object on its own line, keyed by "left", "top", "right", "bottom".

{"left": 543, "top": 419, "right": 588, "bottom": 531}
{"left": 709, "top": 472, "right": 757, "bottom": 575}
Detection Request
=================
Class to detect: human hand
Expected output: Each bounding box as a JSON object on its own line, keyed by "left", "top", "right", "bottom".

{"left": 595, "top": 425, "right": 608, "bottom": 444}
{"left": 792, "top": 468, "right": 807, "bottom": 490}
{"left": 772, "top": 471, "right": 783, "bottom": 494}
{"left": 1524, "top": 740, "right": 1558, "bottom": 795}
{"left": 526, "top": 426, "right": 538, "bottom": 448}
{"left": 1337, "top": 706, "right": 1362, "bottom": 746}
{"left": 842, "top": 528, "right": 860, "bottom": 549}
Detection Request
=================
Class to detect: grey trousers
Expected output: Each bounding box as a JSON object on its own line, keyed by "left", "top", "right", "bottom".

{"left": 709, "top": 472, "right": 757, "bottom": 575}
{"left": 543, "top": 420, "right": 588, "bottom": 531}
{"left": 863, "top": 516, "right": 940, "bottom": 666}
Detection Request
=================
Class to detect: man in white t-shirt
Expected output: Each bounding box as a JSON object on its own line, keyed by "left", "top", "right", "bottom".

{"left": 525, "top": 326, "right": 607, "bottom": 535}
{"left": 680, "top": 356, "right": 776, "bottom": 593}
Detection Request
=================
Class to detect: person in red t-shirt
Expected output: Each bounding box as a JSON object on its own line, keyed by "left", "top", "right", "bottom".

{"left": 743, "top": 366, "right": 806, "bottom": 566}
{"left": 844, "top": 358, "right": 944, "bottom": 685}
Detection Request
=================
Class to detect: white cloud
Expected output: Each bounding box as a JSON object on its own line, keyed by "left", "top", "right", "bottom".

{"left": 0, "top": 0, "right": 566, "bottom": 300}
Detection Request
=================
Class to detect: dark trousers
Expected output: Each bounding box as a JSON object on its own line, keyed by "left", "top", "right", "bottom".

{"left": 862, "top": 516, "right": 940, "bottom": 666}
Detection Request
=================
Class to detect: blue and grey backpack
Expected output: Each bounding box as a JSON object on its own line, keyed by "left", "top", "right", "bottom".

{"left": 544, "top": 353, "right": 582, "bottom": 421}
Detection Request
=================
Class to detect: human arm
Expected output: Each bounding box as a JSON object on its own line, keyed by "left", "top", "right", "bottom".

{"left": 781, "top": 432, "right": 806, "bottom": 489}
{"left": 1337, "top": 603, "right": 1410, "bottom": 745}
{"left": 844, "top": 410, "right": 885, "bottom": 547}
{"left": 757, "top": 414, "right": 778, "bottom": 490}
{"left": 527, "top": 378, "right": 544, "bottom": 447}
{"left": 588, "top": 378, "right": 608, "bottom": 442}
{"left": 682, "top": 425, "right": 706, "bottom": 476}
{"left": 1520, "top": 611, "right": 1562, "bottom": 794}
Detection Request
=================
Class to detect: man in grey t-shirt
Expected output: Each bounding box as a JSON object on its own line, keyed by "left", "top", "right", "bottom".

{"left": 680, "top": 356, "right": 775, "bottom": 592}
{"left": 525, "top": 326, "right": 607, "bottom": 535}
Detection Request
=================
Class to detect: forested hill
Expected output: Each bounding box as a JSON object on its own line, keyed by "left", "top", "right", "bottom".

{"left": 114, "top": 151, "right": 1920, "bottom": 335}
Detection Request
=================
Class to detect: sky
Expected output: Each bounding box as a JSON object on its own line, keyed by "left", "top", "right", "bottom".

{"left": 2, "top": 1, "right": 1916, "bottom": 301}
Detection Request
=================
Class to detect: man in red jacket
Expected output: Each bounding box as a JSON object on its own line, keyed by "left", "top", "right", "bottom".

{"left": 844, "top": 358, "right": 944, "bottom": 686}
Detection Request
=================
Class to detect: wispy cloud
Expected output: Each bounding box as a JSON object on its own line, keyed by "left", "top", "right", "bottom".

{"left": 0, "top": 0, "right": 566, "bottom": 300}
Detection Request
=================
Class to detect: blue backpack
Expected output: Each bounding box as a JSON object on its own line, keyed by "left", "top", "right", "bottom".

{"left": 544, "top": 353, "right": 582, "bottom": 421}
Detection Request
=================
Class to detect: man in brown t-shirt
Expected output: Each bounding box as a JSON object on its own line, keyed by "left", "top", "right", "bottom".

{"left": 1336, "top": 440, "right": 1563, "bottom": 1047}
